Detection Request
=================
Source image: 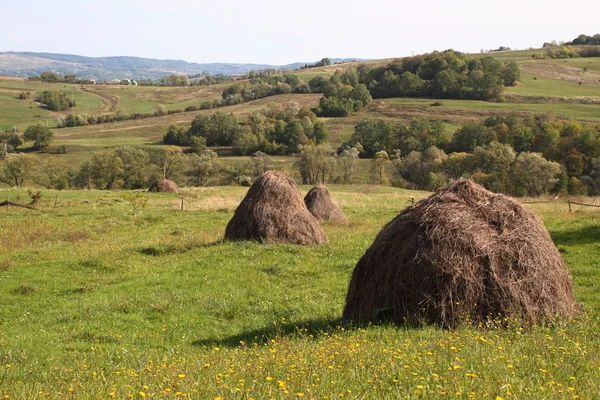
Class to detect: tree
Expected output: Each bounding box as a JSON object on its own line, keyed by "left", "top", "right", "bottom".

{"left": 163, "top": 125, "right": 189, "bottom": 146}
{"left": 6, "top": 133, "right": 23, "bottom": 151}
{"left": 187, "top": 150, "right": 218, "bottom": 186}
{"left": 297, "top": 144, "right": 337, "bottom": 184}
{"left": 0, "top": 154, "right": 38, "bottom": 187}
{"left": 23, "top": 124, "right": 54, "bottom": 151}
{"left": 372, "top": 150, "right": 390, "bottom": 184}
{"left": 472, "top": 141, "right": 516, "bottom": 193}
{"left": 161, "top": 74, "right": 190, "bottom": 86}
{"left": 72, "top": 162, "right": 93, "bottom": 189}
{"left": 450, "top": 123, "right": 491, "bottom": 153}
{"left": 581, "top": 157, "right": 600, "bottom": 195}
{"left": 39, "top": 91, "right": 75, "bottom": 111}
{"left": 393, "top": 146, "right": 447, "bottom": 190}
{"left": 339, "top": 147, "right": 360, "bottom": 183}
{"left": 442, "top": 152, "right": 475, "bottom": 179}
{"left": 252, "top": 151, "right": 272, "bottom": 177}
{"left": 502, "top": 61, "right": 521, "bottom": 86}
{"left": 37, "top": 159, "right": 69, "bottom": 189}
{"left": 115, "top": 146, "right": 150, "bottom": 189}
{"left": 511, "top": 152, "right": 561, "bottom": 196}
{"left": 308, "top": 76, "right": 330, "bottom": 93}
{"left": 188, "top": 112, "right": 240, "bottom": 146}
{"left": 150, "top": 147, "right": 185, "bottom": 180}
{"left": 90, "top": 150, "right": 124, "bottom": 189}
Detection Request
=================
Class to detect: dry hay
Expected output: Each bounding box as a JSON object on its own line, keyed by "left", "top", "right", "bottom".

{"left": 148, "top": 179, "right": 180, "bottom": 193}
{"left": 224, "top": 171, "right": 327, "bottom": 245}
{"left": 343, "top": 179, "right": 580, "bottom": 327}
{"left": 304, "top": 184, "right": 348, "bottom": 223}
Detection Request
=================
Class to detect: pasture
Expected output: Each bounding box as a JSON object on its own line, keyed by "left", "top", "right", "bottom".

{"left": 0, "top": 186, "right": 599, "bottom": 398}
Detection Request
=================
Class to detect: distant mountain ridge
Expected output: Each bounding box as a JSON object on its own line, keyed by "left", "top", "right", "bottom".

{"left": 0, "top": 51, "right": 364, "bottom": 81}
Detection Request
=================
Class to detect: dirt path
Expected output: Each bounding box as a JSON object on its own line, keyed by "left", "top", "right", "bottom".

{"left": 80, "top": 87, "right": 119, "bottom": 112}
{"left": 54, "top": 120, "right": 190, "bottom": 137}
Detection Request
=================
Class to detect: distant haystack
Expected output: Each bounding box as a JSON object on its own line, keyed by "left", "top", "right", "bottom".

{"left": 304, "top": 184, "right": 348, "bottom": 223}
{"left": 148, "top": 179, "right": 179, "bottom": 193}
{"left": 224, "top": 171, "right": 328, "bottom": 245}
{"left": 343, "top": 179, "right": 580, "bottom": 327}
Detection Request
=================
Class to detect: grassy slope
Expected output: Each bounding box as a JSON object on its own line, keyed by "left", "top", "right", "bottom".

{"left": 0, "top": 187, "right": 598, "bottom": 398}
{"left": 0, "top": 87, "right": 104, "bottom": 131}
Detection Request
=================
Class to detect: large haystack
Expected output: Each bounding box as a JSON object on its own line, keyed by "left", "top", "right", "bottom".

{"left": 224, "top": 171, "right": 328, "bottom": 245}
{"left": 148, "top": 179, "right": 179, "bottom": 193}
{"left": 304, "top": 185, "right": 348, "bottom": 223}
{"left": 343, "top": 179, "right": 579, "bottom": 327}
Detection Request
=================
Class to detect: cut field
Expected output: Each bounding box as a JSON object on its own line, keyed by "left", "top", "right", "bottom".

{"left": 0, "top": 187, "right": 598, "bottom": 398}
{"left": 380, "top": 97, "right": 600, "bottom": 122}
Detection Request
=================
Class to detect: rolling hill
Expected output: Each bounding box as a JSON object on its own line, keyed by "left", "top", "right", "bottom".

{"left": 0, "top": 51, "right": 364, "bottom": 81}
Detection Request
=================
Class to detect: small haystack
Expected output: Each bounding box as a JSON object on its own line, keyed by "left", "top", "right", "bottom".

{"left": 304, "top": 184, "right": 348, "bottom": 223}
{"left": 148, "top": 179, "right": 179, "bottom": 193}
{"left": 224, "top": 171, "right": 328, "bottom": 245}
{"left": 343, "top": 179, "right": 580, "bottom": 327}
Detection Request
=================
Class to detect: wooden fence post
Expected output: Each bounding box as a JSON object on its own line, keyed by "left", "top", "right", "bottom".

{"left": 568, "top": 201, "right": 572, "bottom": 213}
{"left": 181, "top": 197, "right": 184, "bottom": 212}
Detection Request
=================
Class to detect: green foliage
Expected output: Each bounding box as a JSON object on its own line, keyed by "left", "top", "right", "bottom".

{"left": 189, "top": 112, "right": 241, "bottom": 146}
{"left": 347, "top": 118, "right": 447, "bottom": 158}
{"left": 339, "top": 147, "right": 360, "bottom": 183}
{"left": 0, "top": 153, "right": 38, "bottom": 187}
{"left": 39, "top": 90, "right": 75, "bottom": 111}
{"left": 187, "top": 149, "right": 219, "bottom": 186}
{"left": 316, "top": 80, "right": 372, "bottom": 118}
{"left": 163, "top": 124, "right": 189, "bottom": 146}
{"left": 296, "top": 144, "right": 337, "bottom": 184}
{"left": 450, "top": 123, "right": 491, "bottom": 153}
{"left": 160, "top": 74, "right": 190, "bottom": 86}
{"left": 393, "top": 146, "right": 447, "bottom": 190}
{"left": 23, "top": 124, "right": 54, "bottom": 150}
{"left": 511, "top": 152, "right": 562, "bottom": 196}
{"left": 579, "top": 46, "right": 600, "bottom": 58}
{"left": 372, "top": 150, "right": 390, "bottom": 184}
{"left": 6, "top": 132, "right": 23, "bottom": 151}
{"left": 90, "top": 150, "right": 124, "bottom": 190}
{"left": 149, "top": 147, "right": 185, "bottom": 180}
{"left": 570, "top": 33, "right": 600, "bottom": 45}
{"left": 119, "top": 191, "right": 148, "bottom": 215}
{"left": 545, "top": 46, "right": 577, "bottom": 59}
{"left": 362, "top": 50, "right": 517, "bottom": 101}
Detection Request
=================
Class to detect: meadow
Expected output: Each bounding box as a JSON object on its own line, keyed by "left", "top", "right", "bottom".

{"left": 0, "top": 186, "right": 599, "bottom": 399}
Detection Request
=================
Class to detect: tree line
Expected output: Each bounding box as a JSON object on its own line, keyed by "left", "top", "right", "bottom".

{"left": 163, "top": 103, "right": 327, "bottom": 155}
{"left": 0, "top": 146, "right": 277, "bottom": 190}
{"left": 28, "top": 72, "right": 94, "bottom": 84}
{"left": 331, "top": 114, "right": 600, "bottom": 196}
{"left": 357, "top": 50, "right": 520, "bottom": 101}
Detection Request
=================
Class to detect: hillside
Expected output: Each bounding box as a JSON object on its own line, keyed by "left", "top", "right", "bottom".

{"left": 0, "top": 52, "right": 364, "bottom": 81}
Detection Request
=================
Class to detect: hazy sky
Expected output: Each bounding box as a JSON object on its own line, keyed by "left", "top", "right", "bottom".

{"left": 3, "top": 0, "right": 599, "bottom": 65}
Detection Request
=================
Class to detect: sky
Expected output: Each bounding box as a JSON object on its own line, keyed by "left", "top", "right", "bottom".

{"left": 2, "top": 0, "right": 600, "bottom": 65}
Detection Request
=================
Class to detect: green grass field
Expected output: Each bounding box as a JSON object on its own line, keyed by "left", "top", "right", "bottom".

{"left": 0, "top": 88, "right": 104, "bottom": 131}
{"left": 507, "top": 73, "right": 600, "bottom": 97}
{"left": 0, "top": 186, "right": 598, "bottom": 398}
{"left": 381, "top": 97, "right": 600, "bottom": 121}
